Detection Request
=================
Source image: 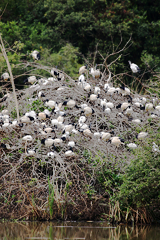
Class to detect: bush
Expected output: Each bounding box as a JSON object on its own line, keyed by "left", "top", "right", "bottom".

{"left": 118, "top": 140, "right": 160, "bottom": 209}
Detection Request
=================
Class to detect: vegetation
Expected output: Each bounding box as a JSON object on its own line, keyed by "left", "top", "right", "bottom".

{"left": 0, "top": 0, "right": 160, "bottom": 223}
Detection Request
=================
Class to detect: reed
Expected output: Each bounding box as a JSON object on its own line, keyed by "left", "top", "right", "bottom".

{"left": 48, "top": 177, "right": 55, "bottom": 219}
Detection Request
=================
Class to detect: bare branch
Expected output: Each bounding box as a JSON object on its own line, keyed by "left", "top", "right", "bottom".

{"left": 0, "top": 2, "right": 8, "bottom": 19}
{"left": 0, "top": 34, "right": 20, "bottom": 122}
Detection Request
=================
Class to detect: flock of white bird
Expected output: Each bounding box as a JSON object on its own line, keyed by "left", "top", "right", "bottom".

{"left": 0, "top": 54, "right": 160, "bottom": 161}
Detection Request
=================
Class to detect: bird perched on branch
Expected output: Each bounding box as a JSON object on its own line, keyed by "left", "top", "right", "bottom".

{"left": 38, "top": 112, "right": 50, "bottom": 120}
{"left": 81, "top": 106, "right": 95, "bottom": 117}
{"left": 31, "top": 50, "right": 40, "bottom": 60}
{"left": 83, "top": 82, "right": 91, "bottom": 92}
{"left": 94, "top": 86, "right": 101, "bottom": 95}
{"left": 127, "top": 143, "right": 137, "bottom": 149}
{"left": 64, "top": 149, "right": 74, "bottom": 157}
{"left": 140, "top": 103, "right": 154, "bottom": 112}
{"left": 26, "top": 149, "right": 36, "bottom": 156}
{"left": 41, "top": 138, "right": 55, "bottom": 147}
{"left": 89, "top": 93, "right": 100, "bottom": 102}
{"left": 101, "top": 132, "right": 111, "bottom": 141}
{"left": 79, "top": 65, "right": 88, "bottom": 75}
{"left": 136, "top": 132, "right": 148, "bottom": 140}
{"left": 1, "top": 72, "right": 9, "bottom": 81}
{"left": 22, "top": 135, "right": 33, "bottom": 142}
{"left": 109, "top": 137, "right": 125, "bottom": 147}
{"left": 116, "top": 102, "right": 131, "bottom": 111}
{"left": 47, "top": 151, "right": 56, "bottom": 158}
{"left": 128, "top": 60, "right": 140, "bottom": 73}
{"left": 24, "top": 76, "right": 37, "bottom": 84}
{"left": 51, "top": 68, "right": 59, "bottom": 77}
{"left": 90, "top": 66, "right": 101, "bottom": 79}
{"left": 118, "top": 84, "right": 131, "bottom": 97}
{"left": 44, "top": 99, "right": 57, "bottom": 110}
{"left": 0, "top": 92, "right": 11, "bottom": 103}
{"left": 78, "top": 73, "right": 85, "bottom": 82}
{"left": 20, "top": 115, "right": 35, "bottom": 124}
{"left": 1, "top": 143, "right": 11, "bottom": 149}
{"left": 68, "top": 141, "right": 75, "bottom": 150}
{"left": 62, "top": 100, "right": 77, "bottom": 109}
{"left": 38, "top": 91, "right": 45, "bottom": 99}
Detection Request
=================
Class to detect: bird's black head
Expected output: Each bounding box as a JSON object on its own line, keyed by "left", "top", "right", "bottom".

{"left": 24, "top": 79, "right": 28, "bottom": 84}
{"left": 128, "top": 117, "right": 133, "bottom": 121}
{"left": 54, "top": 71, "right": 59, "bottom": 76}
{"left": 69, "top": 146, "right": 73, "bottom": 151}
{"left": 110, "top": 130, "right": 114, "bottom": 135}
{"left": 37, "top": 53, "right": 41, "bottom": 60}
{"left": 120, "top": 84, "right": 125, "bottom": 90}
{"left": 52, "top": 144, "right": 57, "bottom": 151}
{"left": 127, "top": 95, "right": 132, "bottom": 103}
{"left": 120, "top": 138, "right": 125, "bottom": 143}
{"left": 41, "top": 139, "right": 45, "bottom": 144}
{"left": 28, "top": 116, "right": 34, "bottom": 121}
{"left": 140, "top": 105, "right": 145, "bottom": 110}
{"left": 1, "top": 143, "right": 6, "bottom": 148}
{"left": 75, "top": 105, "right": 80, "bottom": 109}
{"left": 116, "top": 104, "right": 122, "bottom": 109}
{"left": 92, "top": 109, "right": 95, "bottom": 114}
{"left": 61, "top": 136, "right": 66, "bottom": 141}
{"left": 62, "top": 101, "right": 67, "bottom": 106}
{"left": 62, "top": 129, "right": 65, "bottom": 134}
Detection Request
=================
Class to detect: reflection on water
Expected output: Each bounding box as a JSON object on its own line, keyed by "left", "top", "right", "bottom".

{"left": 0, "top": 221, "right": 160, "bottom": 240}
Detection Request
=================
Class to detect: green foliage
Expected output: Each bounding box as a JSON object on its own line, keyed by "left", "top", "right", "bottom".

{"left": 86, "top": 185, "right": 96, "bottom": 199}
{"left": 141, "top": 50, "right": 160, "bottom": 72}
{"left": 48, "top": 177, "right": 54, "bottom": 219}
{"left": 31, "top": 99, "right": 45, "bottom": 113}
{"left": 40, "top": 43, "right": 81, "bottom": 78}
{"left": 118, "top": 142, "right": 160, "bottom": 208}
{"left": 11, "top": 109, "right": 17, "bottom": 119}
{"left": 96, "top": 163, "right": 122, "bottom": 196}
{"left": 1, "top": 0, "right": 160, "bottom": 86}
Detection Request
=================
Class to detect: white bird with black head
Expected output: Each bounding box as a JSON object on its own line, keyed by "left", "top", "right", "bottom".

{"left": 31, "top": 50, "right": 40, "bottom": 60}
{"left": 128, "top": 61, "right": 140, "bottom": 73}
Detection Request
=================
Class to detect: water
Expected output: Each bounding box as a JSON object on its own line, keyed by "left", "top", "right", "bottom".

{"left": 0, "top": 221, "right": 160, "bottom": 240}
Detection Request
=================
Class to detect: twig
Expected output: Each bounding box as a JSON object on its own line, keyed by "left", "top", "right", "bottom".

{"left": 0, "top": 34, "right": 20, "bottom": 122}
{"left": 0, "top": 3, "right": 8, "bottom": 19}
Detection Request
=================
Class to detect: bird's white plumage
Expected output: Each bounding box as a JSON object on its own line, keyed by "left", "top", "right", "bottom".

{"left": 1, "top": 72, "right": 9, "bottom": 81}
{"left": 128, "top": 61, "right": 140, "bottom": 73}
{"left": 137, "top": 132, "right": 148, "bottom": 140}
{"left": 22, "top": 135, "right": 33, "bottom": 141}
{"left": 127, "top": 143, "right": 137, "bottom": 149}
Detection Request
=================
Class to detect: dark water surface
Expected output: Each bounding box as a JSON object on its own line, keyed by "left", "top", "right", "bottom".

{"left": 0, "top": 221, "right": 160, "bottom": 240}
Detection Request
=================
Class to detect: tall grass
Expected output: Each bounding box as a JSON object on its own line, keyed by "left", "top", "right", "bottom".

{"left": 48, "top": 177, "right": 54, "bottom": 219}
